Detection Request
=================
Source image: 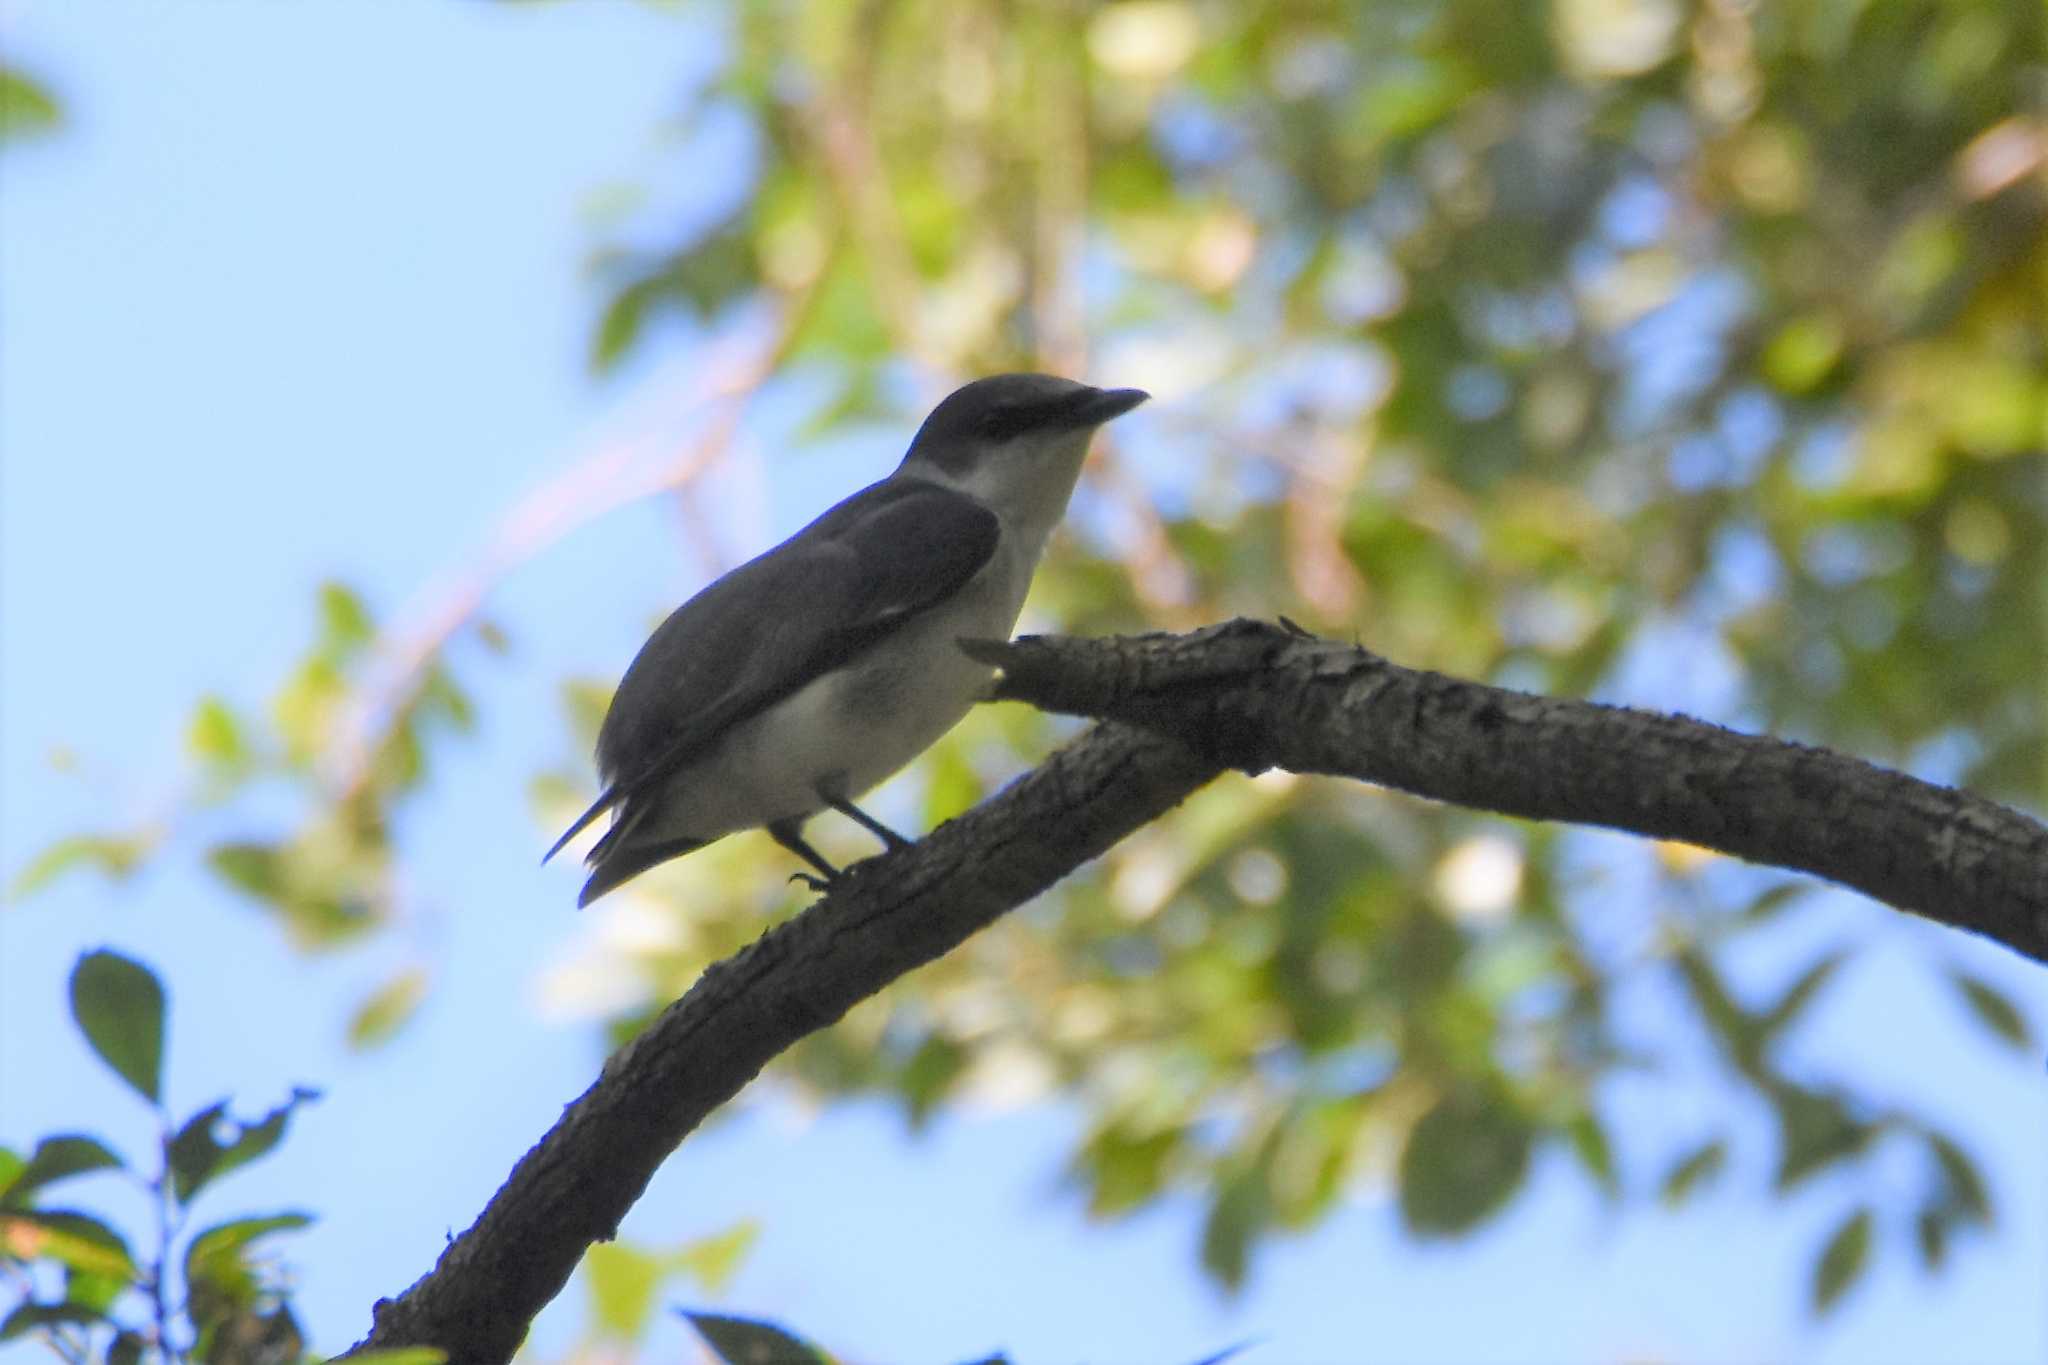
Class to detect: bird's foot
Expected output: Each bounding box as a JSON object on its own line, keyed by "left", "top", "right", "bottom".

{"left": 768, "top": 818, "right": 844, "bottom": 888}
{"left": 821, "top": 792, "right": 915, "bottom": 852}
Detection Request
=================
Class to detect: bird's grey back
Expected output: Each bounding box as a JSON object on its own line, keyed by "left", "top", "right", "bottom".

{"left": 593, "top": 476, "right": 1000, "bottom": 788}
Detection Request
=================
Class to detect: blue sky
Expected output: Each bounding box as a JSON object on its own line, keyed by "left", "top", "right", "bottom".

{"left": 2, "top": 4, "right": 2042, "bottom": 1363}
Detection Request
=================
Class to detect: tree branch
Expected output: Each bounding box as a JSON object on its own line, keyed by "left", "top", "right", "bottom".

{"left": 342, "top": 723, "right": 1218, "bottom": 1364}
{"left": 344, "top": 617, "right": 2044, "bottom": 1362}
{"left": 962, "top": 619, "right": 2048, "bottom": 964}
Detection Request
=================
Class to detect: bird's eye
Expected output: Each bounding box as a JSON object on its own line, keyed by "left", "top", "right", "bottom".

{"left": 979, "top": 406, "right": 1025, "bottom": 440}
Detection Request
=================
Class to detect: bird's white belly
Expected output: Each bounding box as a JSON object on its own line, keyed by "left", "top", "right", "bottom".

{"left": 653, "top": 545, "right": 1031, "bottom": 841}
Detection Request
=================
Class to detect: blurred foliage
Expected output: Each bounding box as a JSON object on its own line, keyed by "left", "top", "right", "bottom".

{"left": 678, "top": 1307, "right": 1245, "bottom": 1365}
{"left": 581, "top": 1222, "right": 758, "bottom": 1347}
{"left": 2, "top": 953, "right": 316, "bottom": 1363}
{"left": 686, "top": 1310, "right": 834, "bottom": 1365}
{"left": 0, "top": 62, "right": 61, "bottom": 146}
{"left": 13, "top": 0, "right": 2045, "bottom": 1336}
{"left": 557, "top": 0, "right": 2042, "bottom": 1312}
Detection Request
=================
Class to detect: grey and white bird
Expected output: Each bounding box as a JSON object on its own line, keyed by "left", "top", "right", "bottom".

{"left": 546, "top": 373, "right": 1148, "bottom": 906}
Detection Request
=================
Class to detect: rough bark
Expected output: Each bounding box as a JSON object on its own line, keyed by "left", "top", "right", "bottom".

{"left": 344, "top": 618, "right": 2046, "bottom": 1363}
{"left": 343, "top": 723, "right": 1217, "bottom": 1364}
{"left": 963, "top": 619, "right": 2048, "bottom": 964}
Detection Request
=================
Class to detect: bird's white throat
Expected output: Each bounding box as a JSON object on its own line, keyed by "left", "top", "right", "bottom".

{"left": 907, "top": 425, "right": 1096, "bottom": 555}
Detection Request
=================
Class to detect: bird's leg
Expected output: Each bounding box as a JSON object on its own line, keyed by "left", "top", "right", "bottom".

{"left": 818, "top": 784, "right": 913, "bottom": 852}
{"left": 767, "top": 819, "right": 841, "bottom": 891}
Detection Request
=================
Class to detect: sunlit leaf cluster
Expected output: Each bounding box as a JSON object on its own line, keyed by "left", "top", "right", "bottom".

{"left": 2, "top": 953, "right": 316, "bottom": 1362}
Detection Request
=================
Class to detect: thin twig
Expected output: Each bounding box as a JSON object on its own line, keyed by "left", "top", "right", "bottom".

{"left": 151, "top": 1114, "right": 174, "bottom": 1360}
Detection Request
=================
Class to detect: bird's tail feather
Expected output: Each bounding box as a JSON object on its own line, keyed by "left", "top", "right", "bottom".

{"left": 543, "top": 786, "right": 620, "bottom": 864}
{"left": 578, "top": 835, "right": 708, "bottom": 908}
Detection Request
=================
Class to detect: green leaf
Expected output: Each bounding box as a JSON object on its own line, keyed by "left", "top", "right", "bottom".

{"left": 0, "top": 1209, "right": 138, "bottom": 1280}
{"left": 1398, "top": 1092, "right": 1533, "bottom": 1236}
{"left": 1914, "top": 1205, "right": 1952, "bottom": 1273}
{"left": 9, "top": 833, "right": 152, "bottom": 900}
{"left": 1675, "top": 947, "right": 1764, "bottom": 1077}
{"left": 683, "top": 1311, "right": 830, "bottom": 1365}
{"left": 1739, "top": 882, "right": 1808, "bottom": 924}
{"left": 1927, "top": 1132, "right": 1990, "bottom": 1223}
{"left": 183, "top": 1212, "right": 313, "bottom": 1299}
{"left": 664, "top": 228, "right": 756, "bottom": 316}
{"left": 62, "top": 1264, "right": 127, "bottom": 1315}
{"left": 791, "top": 251, "right": 890, "bottom": 362}
{"left": 210, "top": 830, "right": 384, "bottom": 945}
{"left": 591, "top": 276, "right": 655, "bottom": 373}
{"left": 0, "top": 66, "right": 61, "bottom": 145}
{"left": 672, "top": 1220, "right": 759, "bottom": 1295}
{"left": 207, "top": 842, "right": 287, "bottom": 905}
{"left": 591, "top": 225, "right": 756, "bottom": 374}
{"left": 318, "top": 580, "right": 375, "bottom": 659}
{"left": 1346, "top": 54, "right": 1470, "bottom": 146}
{"left": 418, "top": 665, "right": 475, "bottom": 733}
{"left": 187, "top": 694, "right": 248, "bottom": 769}
{"left": 0, "top": 1134, "right": 124, "bottom": 1208}
{"left": 586, "top": 1242, "right": 662, "bottom": 1341}
{"left": 1759, "top": 949, "right": 1849, "bottom": 1040}
{"left": 347, "top": 968, "right": 429, "bottom": 1051}
{"left": 1659, "top": 1138, "right": 1728, "bottom": 1206}
{"left": 1761, "top": 314, "right": 1844, "bottom": 393}
{"left": 168, "top": 1103, "right": 229, "bottom": 1200}
{"left": 1771, "top": 1084, "right": 1874, "bottom": 1192}
{"left": 1565, "top": 1111, "right": 1619, "bottom": 1199}
{"left": 0, "top": 1300, "right": 104, "bottom": 1342}
{"left": 1811, "top": 1207, "right": 1873, "bottom": 1314}
{"left": 68, "top": 951, "right": 165, "bottom": 1105}
{"left": 1945, "top": 969, "right": 2034, "bottom": 1051}
{"left": 343, "top": 1351, "right": 448, "bottom": 1365}
{"left": 273, "top": 656, "right": 346, "bottom": 764}
{"left": 1199, "top": 1163, "right": 1269, "bottom": 1289}
{"left": 166, "top": 1088, "right": 320, "bottom": 1204}
{"left": 1074, "top": 1124, "right": 1181, "bottom": 1216}
{"left": 898, "top": 1034, "right": 965, "bottom": 1128}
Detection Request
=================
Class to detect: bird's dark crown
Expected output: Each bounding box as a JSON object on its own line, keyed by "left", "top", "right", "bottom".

{"left": 904, "top": 373, "right": 1147, "bottom": 470}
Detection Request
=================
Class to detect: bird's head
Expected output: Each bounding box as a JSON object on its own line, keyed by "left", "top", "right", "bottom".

{"left": 899, "top": 374, "right": 1148, "bottom": 530}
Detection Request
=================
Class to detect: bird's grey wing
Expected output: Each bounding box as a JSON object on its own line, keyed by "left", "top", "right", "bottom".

{"left": 787, "top": 475, "right": 1006, "bottom": 671}
{"left": 543, "top": 479, "right": 999, "bottom": 862}
{"left": 541, "top": 547, "right": 862, "bottom": 863}
{"left": 608, "top": 479, "right": 1004, "bottom": 786}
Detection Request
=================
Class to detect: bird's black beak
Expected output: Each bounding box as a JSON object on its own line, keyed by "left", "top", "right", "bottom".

{"left": 1071, "top": 386, "right": 1150, "bottom": 427}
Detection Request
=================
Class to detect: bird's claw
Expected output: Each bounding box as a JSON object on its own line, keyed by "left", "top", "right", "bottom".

{"left": 788, "top": 870, "right": 835, "bottom": 892}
